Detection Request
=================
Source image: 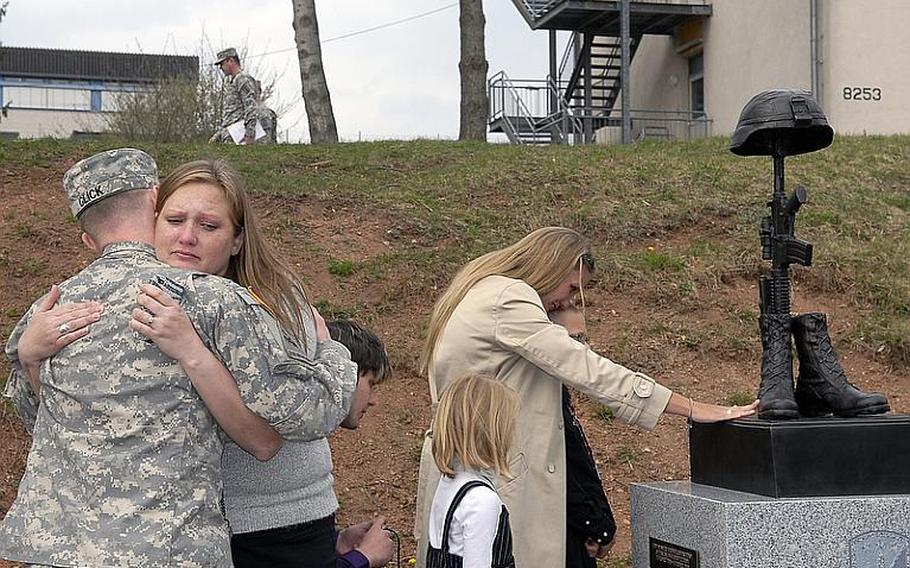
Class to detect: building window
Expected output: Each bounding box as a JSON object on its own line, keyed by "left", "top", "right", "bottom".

{"left": 4, "top": 85, "right": 92, "bottom": 111}
{"left": 91, "top": 88, "right": 102, "bottom": 112}
{"left": 101, "top": 90, "right": 123, "bottom": 112}
{"left": 689, "top": 53, "right": 704, "bottom": 119}
{"left": 49, "top": 87, "right": 92, "bottom": 110}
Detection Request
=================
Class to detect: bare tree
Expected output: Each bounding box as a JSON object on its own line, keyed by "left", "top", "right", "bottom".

{"left": 105, "top": 77, "right": 215, "bottom": 143}
{"left": 291, "top": 0, "right": 338, "bottom": 143}
{"left": 458, "top": 0, "right": 488, "bottom": 141}
{"left": 0, "top": 1, "right": 9, "bottom": 123}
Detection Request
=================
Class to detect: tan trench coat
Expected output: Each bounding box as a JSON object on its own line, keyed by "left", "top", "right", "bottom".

{"left": 415, "top": 275, "right": 672, "bottom": 568}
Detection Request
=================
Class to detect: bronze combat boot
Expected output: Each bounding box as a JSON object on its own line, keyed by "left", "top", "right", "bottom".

{"left": 792, "top": 312, "right": 890, "bottom": 417}
{"left": 757, "top": 314, "right": 800, "bottom": 420}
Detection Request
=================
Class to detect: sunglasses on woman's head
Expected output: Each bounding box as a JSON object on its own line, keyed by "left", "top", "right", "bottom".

{"left": 580, "top": 253, "right": 595, "bottom": 272}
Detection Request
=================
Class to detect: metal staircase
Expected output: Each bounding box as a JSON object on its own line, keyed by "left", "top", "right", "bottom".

{"left": 567, "top": 35, "right": 626, "bottom": 113}
{"left": 489, "top": 33, "right": 638, "bottom": 145}
{"left": 488, "top": 72, "right": 581, "bottom": 145}
{"left": 561, "top": 32, "right": 642, "bottom": 134}
{"left": 491, "top": 0, "right": 713, "bottom": 145}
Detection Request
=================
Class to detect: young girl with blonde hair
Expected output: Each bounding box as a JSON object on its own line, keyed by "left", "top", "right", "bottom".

{"left": 427, "top": 374, "right": 518, "bottom": 568}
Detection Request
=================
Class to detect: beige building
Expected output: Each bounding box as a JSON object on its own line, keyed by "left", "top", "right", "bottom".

{"left": 630, "top": 0, "right": 909, "bottom": 138}
{"left": 495, "top": 0, "right": 910, "bottom": 143}
{"left": 0, "top": 47, "right": 196, "bottom": 139}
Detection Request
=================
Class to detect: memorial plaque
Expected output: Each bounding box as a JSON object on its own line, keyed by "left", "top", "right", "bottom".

{"left": 850, "top": 531, "right": 909, "bottom": 568}
{"left": 649, "top": 537, "right": 698, "bottom": 568}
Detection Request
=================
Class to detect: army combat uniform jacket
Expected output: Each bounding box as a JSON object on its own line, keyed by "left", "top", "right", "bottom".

{"left": 1, "top": 242, "right": 357, "bottom": 567}
{"left": 221, "top": 71, "right": 259, "bottom": 142}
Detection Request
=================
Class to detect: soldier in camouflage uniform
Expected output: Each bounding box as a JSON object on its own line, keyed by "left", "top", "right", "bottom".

{"left": 211, "top": 47, "right": 275, "bottom": 144}
{"left": 0, "top": 148, "right": 356, "bottom": 567}
{"left": 254, "top": 78, "right": 279, "bottom": 144}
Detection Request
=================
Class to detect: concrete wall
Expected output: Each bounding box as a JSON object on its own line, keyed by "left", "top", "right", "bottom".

{"left": 629, "top": 35, "right": 689, "bottom": 113}
{"left": 604, "top": 0, "right": 811, "bottom": 141}
{"left": 703, "top": 0, "right": 811, "bottom": 136}
{"left": 0, "top": 109, "right": 108, "bottom": 138}
{"left": 821, "top": 0, "right": 910, "bottom": 135}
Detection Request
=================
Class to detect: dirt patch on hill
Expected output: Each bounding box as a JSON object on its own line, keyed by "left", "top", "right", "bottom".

{"left": 0, "top": 156, "right": 907, "bottom": 567}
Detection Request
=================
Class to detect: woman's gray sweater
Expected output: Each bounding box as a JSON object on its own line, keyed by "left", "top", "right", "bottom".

{"left": 222, "top": 307, "right": 343, "bottom": 534}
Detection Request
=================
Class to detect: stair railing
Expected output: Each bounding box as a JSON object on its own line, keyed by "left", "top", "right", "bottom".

{"left": 489, "top": 71, "right": 549, "bottom": 144}
{"left": 540, "top": 76, "right": 583, "bottom": 144}
{"left": 516, "top": 0, "right": 564, "bottom": 19}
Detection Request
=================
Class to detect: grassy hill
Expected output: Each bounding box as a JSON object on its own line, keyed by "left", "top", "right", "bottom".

{"left": 3, "top": 136, "right": 908, "bottom": 364}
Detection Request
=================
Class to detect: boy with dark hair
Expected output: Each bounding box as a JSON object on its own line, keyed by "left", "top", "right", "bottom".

{"left": 327, "top": 319, "right": 395, "bottom": 568}
{"left": 328, "top": 319, "right": 392, "bottom": 430}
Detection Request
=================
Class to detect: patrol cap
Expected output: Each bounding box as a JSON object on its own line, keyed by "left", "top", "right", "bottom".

{"left": 214, "top": 47, "right": 238, "bottom": 65}
{"left": 63, "top": 148, "right": 158, "bottom": 218}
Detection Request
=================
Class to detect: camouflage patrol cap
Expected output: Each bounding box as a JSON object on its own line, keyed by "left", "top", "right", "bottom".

{"left": 63, "top": 148, "right": 158, "bottom": 218}
{"left": 214, "top": 47, "right": 239, "bottom": 65}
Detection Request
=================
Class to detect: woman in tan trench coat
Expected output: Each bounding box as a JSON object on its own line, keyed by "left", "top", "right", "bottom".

{"left": 414, "top": 227, "right": 757, "bottom": 568}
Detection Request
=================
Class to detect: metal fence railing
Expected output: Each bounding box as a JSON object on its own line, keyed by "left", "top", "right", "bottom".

{"left": 489, "top": 72, "right": 564, "bottom": 143}
{"left": 490, "top": 72, "right": 712, "bottom": 145}
{"left": 593, "top": 108, "right": 712, "bottom": 144}
{"left": 489, "top": 73, "right": 551, "bottom": 121}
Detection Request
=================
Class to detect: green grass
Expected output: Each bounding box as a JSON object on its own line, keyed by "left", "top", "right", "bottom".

{"left": 13, "top": 258, "right": 48, "bottom": 278}
{"left": 615, "top": 444, "right": 638, "bottom": 467}
{"left": 327, "top": 259, "right": 357, "bottom": 277}
{"left": 601, "top": 555, "right": 631, "bottom": 568}
{"left": 312, "top": 299, "right": 355, "bottom": 320}
{"left": 727, "top": 391, "right": 756, "bottom": 406}
{"left": 2, "top": 136, "right": 909, "bottom": 363}
{"left": 595, "top": 405, "right": 615, "bottom": 422}
{"left": 13, "top": 223, "right": 34, "bottom": 240}
{"left": 409, "top": 435, "right": 424, "bottom": 463}
{"left": 3, "top": 306, "right": 20, "bottom": 318}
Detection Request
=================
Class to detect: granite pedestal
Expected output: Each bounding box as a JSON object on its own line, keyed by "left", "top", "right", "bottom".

{"left": 631, "top": 415, "right": 910, "bottom": 567}
{"left": 631, "top": 481, "right": 910, "bottom": 568}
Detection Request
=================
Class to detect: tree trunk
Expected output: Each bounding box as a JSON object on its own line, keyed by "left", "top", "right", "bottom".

{"left": 0, "top": 1, "right": 8, "bottom": 123}
{"left": 291, "top": 0, "right": 338, "bottom": 143}
{"left": 458, "top": 0, "right": 488, "bottom": 141}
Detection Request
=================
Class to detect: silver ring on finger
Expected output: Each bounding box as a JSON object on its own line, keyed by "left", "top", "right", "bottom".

{"left": 147, "top": 313, "right": 155, "bottom": 326}
{"left": 58, "top": 322, "right": 71, "bottom": 335}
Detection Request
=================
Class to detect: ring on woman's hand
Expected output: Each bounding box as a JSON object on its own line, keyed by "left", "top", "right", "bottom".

{"left": 58, "top": 322, "right": 71, "bottom": 335}
{"left": 726, "top": 408, "right": 733, "bottom": 416}
{"left": 147, "top": 313, "right": 155, "bottom": 326}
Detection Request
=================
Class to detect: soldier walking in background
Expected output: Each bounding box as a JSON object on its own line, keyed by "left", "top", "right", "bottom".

{"left": 210, "top": 47, "right": 275, "bottom": 144}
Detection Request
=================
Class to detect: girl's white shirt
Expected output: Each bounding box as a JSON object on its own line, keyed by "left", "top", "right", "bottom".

{"left": 428, "top": 463, "right": 504, "bottom": 568}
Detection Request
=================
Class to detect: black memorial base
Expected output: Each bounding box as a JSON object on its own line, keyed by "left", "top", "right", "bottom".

{"left": 689, "top": 414, "right": 910, "bottom": 498}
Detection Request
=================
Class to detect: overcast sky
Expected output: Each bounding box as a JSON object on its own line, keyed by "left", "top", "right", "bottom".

{"left": 1, "top": 1, "right": 561, "bottom": 142}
